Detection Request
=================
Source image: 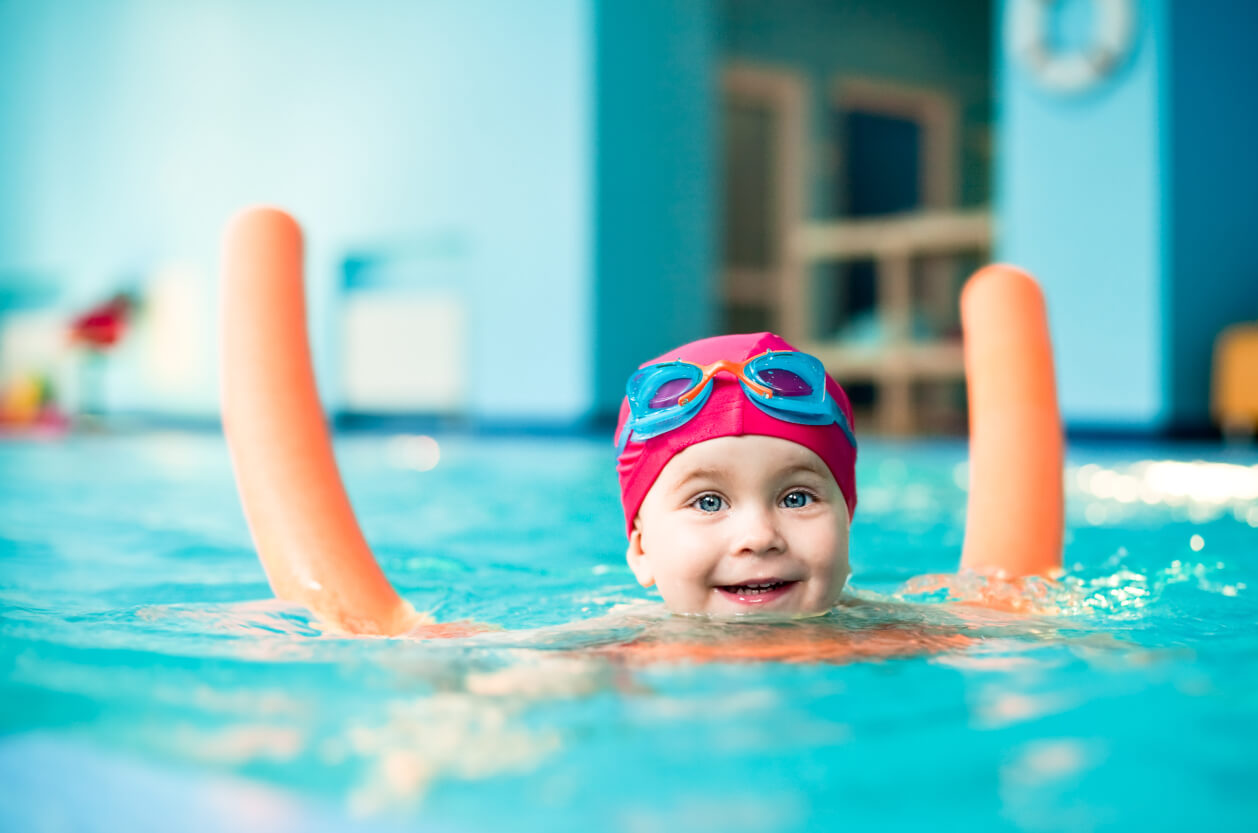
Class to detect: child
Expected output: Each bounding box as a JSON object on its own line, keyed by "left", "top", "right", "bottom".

{"left": 221, "top": 207, "right": 1062, "bottom": 639}
{"left": 614, "top": 331, "right": 856, "bottom": 618}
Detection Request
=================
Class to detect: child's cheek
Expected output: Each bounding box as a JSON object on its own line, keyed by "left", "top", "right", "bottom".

{"left": 664, "top": 527, "right": 720, "bottom": 583}
{"left": 674, "top": 544, "right": 718, "bottom": 583}
{"left": 830, "top": 533, "right": 853, "bottom": 593}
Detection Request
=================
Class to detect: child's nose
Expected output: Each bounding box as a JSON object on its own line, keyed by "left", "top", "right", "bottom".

{"left": 731, "top": 505, "right": 786, "bottom": 556}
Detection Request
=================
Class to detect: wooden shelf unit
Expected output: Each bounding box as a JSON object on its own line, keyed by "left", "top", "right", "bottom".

{"left": 780, "top": 209, "right": 992, "bottom": 435}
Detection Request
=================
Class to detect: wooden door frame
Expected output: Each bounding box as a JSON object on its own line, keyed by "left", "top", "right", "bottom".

{"left": 721, "top": 62, "right": 807, "bottom": 330}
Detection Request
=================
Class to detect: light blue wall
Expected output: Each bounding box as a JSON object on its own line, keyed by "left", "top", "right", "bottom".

{"left": 592, "top": 0, "right": 718, "bottom": 416}
{"left": 0, "top": 0, "right": 592, "bottom": 421}
{"left": 996, "top": 0, "right": 1167, "bottom": 429}
{"left": 997, "top": 0, "right": 1258, "bottom": 432}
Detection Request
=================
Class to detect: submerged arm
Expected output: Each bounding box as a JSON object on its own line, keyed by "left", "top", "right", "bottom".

{"left": 959, "top": 265, "right": 1064, "bottom": 577}
{"left": 220, "top": 207, "right": 419, "bottom": 635}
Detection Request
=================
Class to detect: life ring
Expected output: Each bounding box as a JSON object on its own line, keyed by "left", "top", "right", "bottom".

{"left": 1007, "top": 0, "right": 1135, "bottom": 94}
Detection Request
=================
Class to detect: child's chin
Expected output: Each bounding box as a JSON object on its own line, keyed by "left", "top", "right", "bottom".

{"left": 700, "top": 583, "right": 832, "bottom": 620}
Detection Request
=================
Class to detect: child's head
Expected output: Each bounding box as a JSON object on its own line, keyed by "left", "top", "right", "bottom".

{"left": 614, "top": 332, "right": 857, "bottom": 617}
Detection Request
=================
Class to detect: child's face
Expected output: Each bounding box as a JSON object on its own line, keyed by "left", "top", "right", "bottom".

{"left": 625, "top": 435, "right": 851, "bottom": 617}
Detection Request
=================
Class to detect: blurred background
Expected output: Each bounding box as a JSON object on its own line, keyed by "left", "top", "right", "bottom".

{"left": 0, "top": 0, "right": 1255, "bottom": 438}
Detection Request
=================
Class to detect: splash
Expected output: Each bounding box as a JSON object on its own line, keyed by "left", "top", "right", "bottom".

{"left": 894, "top": 549, "right": 1247, "bottom": 621}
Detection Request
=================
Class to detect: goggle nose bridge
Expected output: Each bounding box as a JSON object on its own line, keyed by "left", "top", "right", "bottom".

{"left": 675, "top": 357, "right": 775, "bottom": 407}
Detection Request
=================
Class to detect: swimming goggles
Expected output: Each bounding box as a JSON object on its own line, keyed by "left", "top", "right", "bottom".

{"left": 616, "top": 350, "right": 857, "bottom": 452}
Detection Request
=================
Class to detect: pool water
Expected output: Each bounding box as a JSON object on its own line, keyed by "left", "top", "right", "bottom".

{"left": 2, "top": 431, "right": 1256, "bottom": 832}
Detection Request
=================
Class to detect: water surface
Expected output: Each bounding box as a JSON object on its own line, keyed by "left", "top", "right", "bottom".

{"left": 2, "top": 432, "right": 1256, "bottom": 831}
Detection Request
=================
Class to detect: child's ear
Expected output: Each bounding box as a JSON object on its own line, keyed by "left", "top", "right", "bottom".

{"left": 625, "top": 521, "right": 655, "bottom": 588}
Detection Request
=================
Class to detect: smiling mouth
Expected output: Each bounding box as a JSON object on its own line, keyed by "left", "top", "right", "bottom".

{"left": 715, "top": 580, "right": 799, "bottom": 604}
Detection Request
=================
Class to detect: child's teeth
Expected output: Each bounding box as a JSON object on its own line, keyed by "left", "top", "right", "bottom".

{"left": 733, "top": 582, "right": 783, "bottom": 593}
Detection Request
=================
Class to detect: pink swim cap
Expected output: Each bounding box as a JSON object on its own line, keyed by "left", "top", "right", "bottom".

{"left": 615, "top": 332, "right": 857, "bottom": 536}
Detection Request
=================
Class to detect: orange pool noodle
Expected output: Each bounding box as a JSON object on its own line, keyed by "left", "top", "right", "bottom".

{"left": 960, "top": 264, "right": 1063, "bottom": 577}
{"left": 221, "top": 207, "right": 417, "bottom": 635}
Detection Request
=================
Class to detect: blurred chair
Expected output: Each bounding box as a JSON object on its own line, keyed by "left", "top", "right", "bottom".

{"left": 1212, "top": 323, "right": 1258, "bottom": 436}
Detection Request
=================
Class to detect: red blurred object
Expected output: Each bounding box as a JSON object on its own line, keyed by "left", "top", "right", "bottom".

{"left": 69, "top": 293, "right": 134, "bottom": 350}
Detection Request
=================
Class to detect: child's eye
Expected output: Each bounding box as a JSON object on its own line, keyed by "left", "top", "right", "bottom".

{"left": 692, "top": 494, "right": 726, "bottom": 513}
{"left": 781, "top": 490, "right": 814, "bottom": 509}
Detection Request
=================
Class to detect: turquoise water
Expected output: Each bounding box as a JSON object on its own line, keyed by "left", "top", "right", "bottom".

{"left": 2, "top": 431, "right": 1257, "bottom": 831}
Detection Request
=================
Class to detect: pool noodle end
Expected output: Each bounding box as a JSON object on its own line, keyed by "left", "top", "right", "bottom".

{"left": 221, "top": 206, "right": 419, "bottom": 635}
{"left": 960, "top": 264, "right": 1064, "bottom": 577}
